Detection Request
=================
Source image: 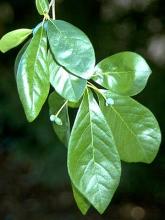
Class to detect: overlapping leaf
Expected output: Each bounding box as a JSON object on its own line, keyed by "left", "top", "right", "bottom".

{"left": 35, "top": 0, "right": 49, "bottom": 15}
{"left": 68, "top": 89, "right": 121, "bottom": 214}
{"left": 48, "top": 91, "right": 70, "bottom": 147}
{"left": 0, "top": 29, "right": 32, "bottom": 53}
{"left": 72, "top": 184, "right": 90, "bottom": 215}
{"left": 48, "top": 50, "right": 87, "bottom": 102}
{"left": 92, "top": 52, "right": 152, "bottom": 96}
{"left": 47, "top": 19, "right": 95, "bottom": 79}
{"left": 17, "top": 26, "right": 49, "bottom": 122}
{"left": 98, "top": 90, "right": 161, "bottom": 163}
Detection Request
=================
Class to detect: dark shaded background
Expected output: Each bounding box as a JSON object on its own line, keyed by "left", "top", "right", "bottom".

{"left": 0, "top": 0, "right": 165, "bottom": 219}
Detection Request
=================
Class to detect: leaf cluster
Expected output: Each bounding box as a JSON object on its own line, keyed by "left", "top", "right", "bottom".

{"left": 0, "top": 0, "right": 161, "bottom": 215}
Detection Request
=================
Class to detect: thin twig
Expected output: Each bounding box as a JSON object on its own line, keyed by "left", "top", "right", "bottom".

{"left": 52, "top": 0, "right": 56, "bottom": 20}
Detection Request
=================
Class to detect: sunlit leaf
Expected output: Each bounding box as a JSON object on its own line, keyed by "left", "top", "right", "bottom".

{"left": 47, "top": 19, "right": 95, "bottom": 79}
{"left": 16, "top": 26, "right": 49, "bottom": 122}
{"left": 68, "top": 89, "right": 121, "bottom": 214}
{"left": 0, "top": 29, "right": 32, "bottom": 53}
{"left": 92, "top": 52, "right": 152, "bottom": 96}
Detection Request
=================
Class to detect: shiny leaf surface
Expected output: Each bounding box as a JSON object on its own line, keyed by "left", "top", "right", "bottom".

{"left": 49, "top": 91, "right": 70, "bottom": 147}
{"left": 0, "top": 29, "right": 32, "bottom": 53}
{"left": 72, "top": 184, "right": 90, "bottom": 215}
{"left": 98, "top": 90, "right": 161, "bottom": 163}
{"left": 47, "top": 19, "right": 95, "bottom": 79}
{"left": 92, "top": 52, "right": 152, "bottom": 96}
{"left": 35, "top": 0, "right": 49, "bottom": 15}
{"left": 14, "top": 40, "right": 31, "bottom": 77}
{"left": 68, "top": 89, "right": 121, "bottom": 214}
{"left": 48, "top": 50, "right": 87, "bottom": 102}
{"left": 17, "top": 26, "right": 49, "bottom": 122}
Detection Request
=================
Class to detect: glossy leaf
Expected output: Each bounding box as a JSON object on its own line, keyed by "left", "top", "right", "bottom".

{"left": 47, "top": 19, "right": 95, "bottom": 79}
{"left": 35, "top": 0, "right": 49, "bottom": 15}
{"left": 14, "top": 40, "right": 31, "bottom": 77}
{"left": 17, "top": 26, "right": 49, "bottom": 122}
{"left": 72, "top": 184, "right": 90, "bottom": 215}
{"left": 48, "top": 50, "right": 87, "bottom": 102}
{"left": 0, "top": 29, "right": 32, "bottom": 53}
{"left": 68, "top": 89, "right": 121, "bottom": 214}
{"left": 92, "top": 52, "right": 152, "bottom": 96}
{"left": 48, "top": 91, "right": 70, "bottom": 147}
{"left": 98, "top": 90, "right": 161, "bottom": 163}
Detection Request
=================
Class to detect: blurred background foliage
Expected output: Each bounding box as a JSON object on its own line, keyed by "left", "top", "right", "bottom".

{"left": 0, "top": 0, "right": 165, "bottom": 219}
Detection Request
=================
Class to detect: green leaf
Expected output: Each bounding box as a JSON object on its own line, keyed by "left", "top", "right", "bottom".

{"left": 48, "top": 91, "right": 70, "bottom": 147}
{"left": 98, "top": 90, "right": 161, "bottom": 163}
{"left": 48, "top": 50, "right": 87, "bottom": 102}
{"left": 17, "top": 26, "right": 49, "bottom": 122}
{"left": 68, "top": 89, "right": 121, "bottom": 214}
{"left": 47, "top": 19, "right": 95, "bottom": 79}
{"left": 0, "top": 29, "right": 32, "bottom": 53}
{"left": 72, "top": 184, "right": 90, "bottom": 215}
{"left": 14, "top": 40, "right": 31, "bottom": 77}
{"left": 35, "top": 0, "right": 49, "bottom": 15}
{"left": 92, "top": 52, "right": 152, "bottom": 96}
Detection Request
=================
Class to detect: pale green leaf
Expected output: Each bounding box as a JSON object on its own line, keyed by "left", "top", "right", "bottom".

{"left": 35, "top": 0, "right": 49, "bottom": 15}
{"left": 47, "top": 19, "right": 95, "bottom": 79}
{"left": 0, "top": 29, "right": 32, "bottom": 53}
{"left": 48, "top": 91, "right": 70, "bottom": 147}
{"left": 92, "top": 52, "right": 152, "bottom": 96}
{"left": 98, "top": 90, "right": 161, "bottom": 163}
{"left": 48, "top": 50, "right": 87, "bottom": 102}
{"left": 72, "top": 184, "right": 90, "bottom": 215}
{"left": 17, "top": 26, "right": 49, "bottom": 122}
{"left": 68, "top": 89, "right": 121, "bottom": 214}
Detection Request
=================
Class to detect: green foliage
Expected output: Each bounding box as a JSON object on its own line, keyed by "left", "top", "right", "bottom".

{"left": 0, "top": 1, "right": 161, "bottom": 215}
{"left": 35, "top": 0, "right": 49, "bottom": 15}
{"left": 92, "top": 52, "right": 152, "bottom": 96}
{"left": 0, "top": 29, "right": 32, "bottom": 53}
{"left": 47, "top": 19, "right": 95, "bottom": 79}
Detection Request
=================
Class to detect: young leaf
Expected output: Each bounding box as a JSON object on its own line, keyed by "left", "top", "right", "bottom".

{"left": 48, "top": 91, "right": 70, "bottom": 147}
{"left": 47, "top": 19, "right": 95, "bottom": 79}
{"left": 68, "top": 89, "right": 121, "bottom": 214}
{"left": 35, "top": 0, "right": 49, "bottom": 15}
{"left": 14, "top": 40, "right": 31, "bottom": 77}
{"left": 98, "top": 90, "right": 161, "bottom": 163}
{"left": 92, "top": 52, "right": 152, "bottom": 96}
{"left": 0, "top": 29, "right": 32, "bottom": 53}
{"left": 17, "top": 26, "right": 49, "bottom": 122}
{"left": 72, "top": 184, "right": 90, "bottom": 215}
{"left": 48, "top": 50, "right": 87, "bottom": 102}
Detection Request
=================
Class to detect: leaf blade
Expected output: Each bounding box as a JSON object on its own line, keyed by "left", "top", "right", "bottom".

{"left": 92, "top": 52, "right": 152, "bottom": 96}
{"left": 16, "top": 26, "right": 49, "bottom": 122}
{"left": 35, "top": 0, "right": 49, "bottom": 15}
{"left": 72, "top": 184, "right": 90, "bottom": 215}
{"left": 0, "top": 29, "right": 32, "bottom": 53}
{"left": 48, "top": 50, "right": 87, "bottom": 102}
{"left": 68, "top": 89, "right": 121, "bottom": 214}
{"left": 47, "top": 20, "right": 95, "bottom": 79}
{"left": 98, "top": 90, "right": 161, "bottom": 163}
